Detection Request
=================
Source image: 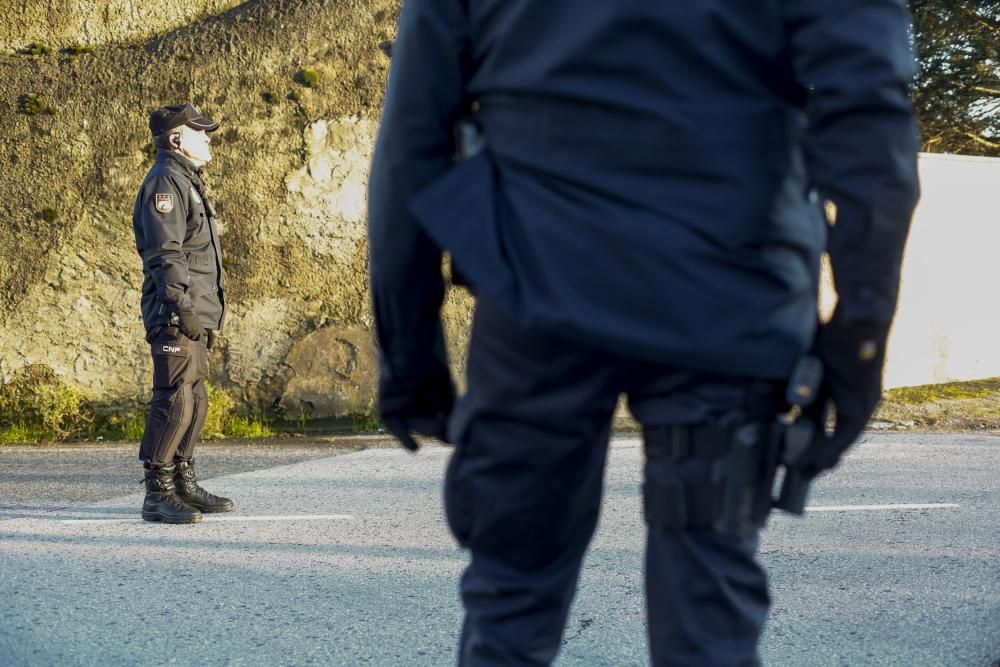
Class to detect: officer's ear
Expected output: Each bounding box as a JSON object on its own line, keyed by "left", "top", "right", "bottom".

{"left": 170, "top": 132, "right": 182, "bottom": 149}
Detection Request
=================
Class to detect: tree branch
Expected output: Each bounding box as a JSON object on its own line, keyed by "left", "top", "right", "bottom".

{"left": 965, "top": 132, "right": 1000, "bottom": 148}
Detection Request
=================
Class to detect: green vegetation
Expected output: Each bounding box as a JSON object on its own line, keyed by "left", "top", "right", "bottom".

{"left": 94, "top": 411, "right": 147, "bottom": 441}
{"left": 0, "top": 423, "right": 51, "bottom": 445}
{"left": 226, "top": 415, "right": 274, "bottom": 438}
{"left": 40, "top": 208, "right": 58, "bottom": 223}
{"left": 64, "top": 44, "right": 93, "bottom": 56}
{"left": 19, "top": 42, "right": 51, "bottom": 56}
{"left": 17, "top": 94, "right": 57, "bottom": 116}
{"left": 202, "top": 383, "right": 235, "bottom": 439}
{"left": 0, "top": 366, "right": 90, "bottom": 443}
{"left": 0, "top": 369, "right": 278, "bottom": 444}
{"left": 882, "top": 378, "right": 1000, "bottom": 403}
{"left": 261, "top": 90, "right": 279, "bottom": 104}
{"left": 143, "top": 143, "right": 157, "bottom": 160}
{"left": 350, "top": 412, "right": 383, "bottom": 434}
{"left": 298, "top": 68, "right": 321, "bottom": 88}
{"left": 202, "top": 385, "right": 275, "bottom": 439}
{"left": 18, "top": 94, "right": 44, "bottom": 115}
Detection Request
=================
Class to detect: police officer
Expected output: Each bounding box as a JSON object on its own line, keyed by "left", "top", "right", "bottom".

{"left": 133, "top": 102, "right": 232, "bottom": 524}
{"left": 369, "top": 1, "right": 919, "bottom": 664}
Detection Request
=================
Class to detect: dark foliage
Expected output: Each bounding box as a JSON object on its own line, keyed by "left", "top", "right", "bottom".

{"left": 910, "top": 1, "right": 1000, "bottom": 155}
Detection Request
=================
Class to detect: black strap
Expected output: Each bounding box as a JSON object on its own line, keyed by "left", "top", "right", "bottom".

{"left": 643, "top": 477, "right": 723, "bottom": 530}
{"left": 643, "top": 424, "right": 732, "bottom": 462}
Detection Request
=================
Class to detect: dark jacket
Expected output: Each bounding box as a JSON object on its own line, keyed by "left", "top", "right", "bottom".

{"left": 368, "top": 0, "right": 920, "bottom": 383}
{"left": 133, "top": 150, "right": 226, "bottom": 331}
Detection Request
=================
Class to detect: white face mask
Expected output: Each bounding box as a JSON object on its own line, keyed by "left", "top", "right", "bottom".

{"left": 178, "top": 126, "right": 212, "bottom": 165}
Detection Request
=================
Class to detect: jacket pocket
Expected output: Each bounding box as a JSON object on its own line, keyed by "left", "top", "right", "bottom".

{"left": 184, "top": 252, "right": 214, "bottom": 268}
{"left": 410, "top": 152, "right": 516, "bottom": 307}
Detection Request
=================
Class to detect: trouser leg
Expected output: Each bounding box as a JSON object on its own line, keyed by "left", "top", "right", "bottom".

{"left": 447, "top": 300, "right": 620, "bottom": 666}
{"left": 174, "top": 376, "right": 208, "bottom": 462}
{"left": 643, "top": 456, "right": 770, "bottom": 667}
{"left": 628, "top": 373, "right": 776, "bottom": 667}
{"left": 451, "top": 416, "right": 613, "bottom": 667}
{"left": 139, "top": 385, "right": 194, "bottom": 465}
{"left": 139, "top": 327, "right": 207, "bottom": 466}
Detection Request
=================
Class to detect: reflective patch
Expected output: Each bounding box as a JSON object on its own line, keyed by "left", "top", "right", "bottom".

{"left": 155, "top": 194, "right": 174, "bottom": 213}
{"left": 190, "top": 187, "right": 202, "bottom": 205}
{"left": 152, "top": 340, "right": 188, "bottom": 357}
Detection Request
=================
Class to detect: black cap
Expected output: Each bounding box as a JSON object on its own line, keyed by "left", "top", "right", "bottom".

{"left": 148, "top": 103, "right": 220, "bottom": 136}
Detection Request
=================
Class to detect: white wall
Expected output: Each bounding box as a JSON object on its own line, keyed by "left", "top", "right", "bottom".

{"left": 882, "top": 153, "right": 1000, "bottom": 388}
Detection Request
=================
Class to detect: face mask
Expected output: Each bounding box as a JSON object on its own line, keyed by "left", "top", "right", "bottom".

{"left": 180, "top": 128, "right": 212, "bottom": 164}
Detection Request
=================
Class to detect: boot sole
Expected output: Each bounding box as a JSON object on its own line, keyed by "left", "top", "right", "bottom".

{"left": 186, "top": 503, "right": 234, "bottom": 514}
{"left": 177, "top": 499, "right": 234, "bottom": 513}
{"left": 142, "top": 511, "right": 203, "bottom": 524}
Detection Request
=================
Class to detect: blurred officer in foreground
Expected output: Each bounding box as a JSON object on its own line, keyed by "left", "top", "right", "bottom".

{"left": 369, "top": 1, "right": 919, "bottom": 664}
{"left": 132, "top": 103, "right": 232, "bottom": 524}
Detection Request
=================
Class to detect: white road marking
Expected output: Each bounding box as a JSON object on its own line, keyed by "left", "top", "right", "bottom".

{"left": 57, "top": 514, "right": 355, "bottom": 525}
{"left": 804, "top": 503, "right": 960, "bottom": 512}
{"left": 26, "top": 504, "right": 964, "bottom": 525}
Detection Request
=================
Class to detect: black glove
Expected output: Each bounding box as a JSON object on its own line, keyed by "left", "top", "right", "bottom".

{"left": 379, "top": 369, "right": 455, "bottom": 452}
{"left": 206, "top": 330, "right": 216, "bottom": 350}
{"left": 799, "top": 309, "right": 891, "bottom": 475}
{"left": 176, "top": 309, "right": 206, "bottom": 341}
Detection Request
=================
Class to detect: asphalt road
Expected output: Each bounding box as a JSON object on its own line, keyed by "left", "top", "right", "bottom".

{"left": 0, "top": 433, "right": 997, "bottom": 666}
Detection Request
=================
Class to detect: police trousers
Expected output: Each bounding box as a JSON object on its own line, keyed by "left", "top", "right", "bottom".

{"left": 445, "top": 300, "right": 777, "bottom": 667}
{"left": 139, "top": 326, "right": 209, "bottom": 466}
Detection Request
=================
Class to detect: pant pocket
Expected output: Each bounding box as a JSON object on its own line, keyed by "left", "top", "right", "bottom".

{"left": 150, "top": 334, "right": 194, "bottom": 389}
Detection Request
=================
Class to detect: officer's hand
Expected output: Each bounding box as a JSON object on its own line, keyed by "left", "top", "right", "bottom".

{"left": 206, "top": 330, "right": 216, "bottom": 350}
{"left": 176, "top": 309, "right": 206, "bottom": 341}
{"left": 800, "top": 309, "right": 891, "bottom": 475}
{"left": 379, "top": 369, "right": 455, "bottom": 452}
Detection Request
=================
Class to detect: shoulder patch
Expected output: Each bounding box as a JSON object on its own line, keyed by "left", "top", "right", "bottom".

{"left": 154, "top": 194, "right": 174, "bottom": 213}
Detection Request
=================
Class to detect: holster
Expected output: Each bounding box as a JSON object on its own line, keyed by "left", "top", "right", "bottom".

{"left": 643, "top": 415, "right": 784, "bottom": 539}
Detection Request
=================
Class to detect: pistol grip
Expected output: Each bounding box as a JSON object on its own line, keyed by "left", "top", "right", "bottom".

{"left": 776, "top": 469, "right": 810, "bottom": 515}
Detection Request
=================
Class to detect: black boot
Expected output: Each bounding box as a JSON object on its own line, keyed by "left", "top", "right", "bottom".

{"left": 142, "top": 464, "right": 203, "bottom": 524}
{"left": 173, "top": 459, "right": 234, "bottom": 513}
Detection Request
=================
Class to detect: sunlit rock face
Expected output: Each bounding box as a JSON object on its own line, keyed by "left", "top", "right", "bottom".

{"left": 0, "top": 1, "right": 247, "bottom": 53}
{"left": 0, "top": 0, "right": 475, "bottom": 414}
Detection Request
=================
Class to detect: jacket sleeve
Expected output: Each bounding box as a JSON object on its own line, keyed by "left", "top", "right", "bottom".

{"left": 367, "top": 0, "right": 470, "bottom": 381}
{"left": 139, "top": 173, "right": 193, "bottom": 313}
{"left": 785, "top": 0, "right": 921, "bottom": 323}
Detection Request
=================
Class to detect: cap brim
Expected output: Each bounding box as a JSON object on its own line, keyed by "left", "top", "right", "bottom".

{"left": 186, "top": 116, "right": 220, "bottom": 132}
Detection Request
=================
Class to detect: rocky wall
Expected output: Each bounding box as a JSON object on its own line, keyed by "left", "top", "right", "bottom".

{"left": 0, "top": 0, "right": 246, "bottom": 52}
{"left": 0, "top": 0, "right": 475, "bottom": 419}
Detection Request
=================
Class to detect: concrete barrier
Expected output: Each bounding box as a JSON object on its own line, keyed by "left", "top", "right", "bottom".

{"left": 880, "top": 153, "right": 1000, "bottom": 388}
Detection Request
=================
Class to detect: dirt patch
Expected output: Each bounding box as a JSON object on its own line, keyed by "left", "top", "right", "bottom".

{"left": 874, "top": 377, "right": 1000, "bottom": 432}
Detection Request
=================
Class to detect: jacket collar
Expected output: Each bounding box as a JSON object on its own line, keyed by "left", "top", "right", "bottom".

{"left": 156, "top": 149, "right": 203, "bottom": 178}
